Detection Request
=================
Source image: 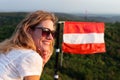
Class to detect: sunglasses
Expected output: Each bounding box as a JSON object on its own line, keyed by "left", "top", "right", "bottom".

{"left": 35, "top": 27, "right": 55, "bottom": 38}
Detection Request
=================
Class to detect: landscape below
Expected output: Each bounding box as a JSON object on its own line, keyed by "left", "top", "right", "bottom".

{"left": 0, "top": 12, "right": 120, "bottom": 80}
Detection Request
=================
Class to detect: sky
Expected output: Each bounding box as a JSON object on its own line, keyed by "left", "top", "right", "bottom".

{"left": 0, "top": 0, "right": 120, "bottom": 15}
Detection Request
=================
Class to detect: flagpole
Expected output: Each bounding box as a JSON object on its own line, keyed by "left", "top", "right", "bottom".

{"left": 54, "top": 21, "right": 64, "bottom": 80}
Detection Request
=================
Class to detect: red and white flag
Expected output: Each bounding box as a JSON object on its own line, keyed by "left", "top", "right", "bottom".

{"left": 62, "top": 21, "right": 106, "bottom": 54}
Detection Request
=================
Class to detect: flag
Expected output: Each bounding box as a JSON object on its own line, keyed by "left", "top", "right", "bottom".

{"left": 62, "top": 21, "right": 106, "bottom": 54}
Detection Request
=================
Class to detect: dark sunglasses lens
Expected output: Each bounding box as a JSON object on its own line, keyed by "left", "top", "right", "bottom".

{"left": 42, "top": 30, "right": 50, "bottom": 36}
{"left": 42, "top": 29, "right": 55, "bottom": 38}
{"left": 51, "top": 32, "right": 55, "bottom": 37}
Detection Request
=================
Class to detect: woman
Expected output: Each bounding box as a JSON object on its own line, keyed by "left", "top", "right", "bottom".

{"left": 0, "top": 10, "right": 58, "bottom": 80}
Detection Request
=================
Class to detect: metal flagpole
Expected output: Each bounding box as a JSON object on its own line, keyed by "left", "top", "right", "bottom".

{"left": 54, "top": 21, "right": 64, "bottom": 80}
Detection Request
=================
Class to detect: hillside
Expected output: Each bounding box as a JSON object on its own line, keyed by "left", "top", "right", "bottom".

{"left": 0, "top": 12, "right": 120, "bottom": 80}
{"left": 55, "top": 12, "right": 120, "bottom": 22}
{"left": 1, "top": 12, "right": 120, "bottom": 23}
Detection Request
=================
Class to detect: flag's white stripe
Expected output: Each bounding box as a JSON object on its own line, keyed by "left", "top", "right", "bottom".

{"left": 63, "top": 33, "right": 104, "bottom": 44}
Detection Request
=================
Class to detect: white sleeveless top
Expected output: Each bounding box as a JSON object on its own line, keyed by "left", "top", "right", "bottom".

{"left": 0, "top": 49, "right": 43, "bottom": 80}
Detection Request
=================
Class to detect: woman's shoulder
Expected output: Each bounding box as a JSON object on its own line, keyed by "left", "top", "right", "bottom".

{"left": 10, "top": 48, "right": 37, "bottom": 56}
{"left": 10, "top": 48, "right": 36, "bottom": 54}
{"left": 14, "top": 49, "right": 43, "bottom": 78}
{"left": 8, "top": 48, "right": 42, "bottom": 61}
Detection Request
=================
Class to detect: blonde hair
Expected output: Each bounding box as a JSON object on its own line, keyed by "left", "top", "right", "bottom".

{"left": 0, "top": 10, "right": 58, "bottom": 53}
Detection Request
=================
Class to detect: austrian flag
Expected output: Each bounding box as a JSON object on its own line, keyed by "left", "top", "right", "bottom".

{"left": 62, "top": 21, "right": 106, "bottom": 54}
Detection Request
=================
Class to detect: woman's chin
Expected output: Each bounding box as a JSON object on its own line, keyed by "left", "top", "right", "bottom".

{"left": 43, "top": 57, "right": 48, "bottom": 64}
{"left": 42, "top": 46, "right": 51, "bottom": 51}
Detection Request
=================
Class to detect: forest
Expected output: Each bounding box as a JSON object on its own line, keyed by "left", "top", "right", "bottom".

{"left": 0, "top": 12, "right": 120, "bottom": 80}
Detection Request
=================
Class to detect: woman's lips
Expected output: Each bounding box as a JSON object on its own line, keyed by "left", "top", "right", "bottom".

{"left": 43, "top": 41, "right": 51, "bottom": 45}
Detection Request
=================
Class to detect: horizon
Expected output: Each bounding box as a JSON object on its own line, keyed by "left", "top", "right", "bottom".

{"left": 0, "top": 11, "right": 120, "bottom": 17}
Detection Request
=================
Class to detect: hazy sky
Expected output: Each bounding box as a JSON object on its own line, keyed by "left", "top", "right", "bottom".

{"left": 0, "top": 0, "right": 120, "bottom": 14}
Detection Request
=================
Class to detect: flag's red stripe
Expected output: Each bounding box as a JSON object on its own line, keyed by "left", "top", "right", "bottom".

{"left": 64, "top": 21, "right": 104, "bottom": 34}
{"left": 62, "top": 43, "right": 106, "bottom": 54}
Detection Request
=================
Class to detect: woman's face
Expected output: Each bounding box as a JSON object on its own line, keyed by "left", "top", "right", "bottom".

{"left": 30, "top": 20, "right": 55, "bottom": 64}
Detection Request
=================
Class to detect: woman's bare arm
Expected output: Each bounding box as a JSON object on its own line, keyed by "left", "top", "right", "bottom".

{"left": 24, "top": 75, "right": 40, "bottom": 80}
